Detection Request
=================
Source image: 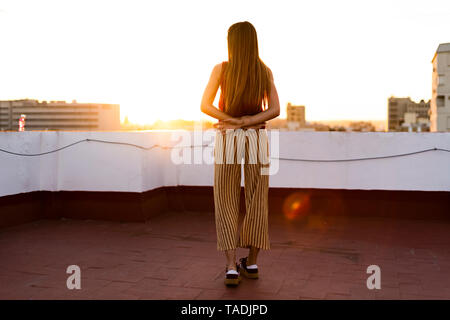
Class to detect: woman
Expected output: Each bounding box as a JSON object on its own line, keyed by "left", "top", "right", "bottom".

{"left": 200, "top": 21, "right": 280, "bottom": 286}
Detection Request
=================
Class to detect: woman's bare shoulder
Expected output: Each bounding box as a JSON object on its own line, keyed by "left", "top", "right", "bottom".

{"left": 212, "top": 61, "right": 226, "bottom": 78}
{"left": 210, "top": 61, "right": 227, "bottom": 84}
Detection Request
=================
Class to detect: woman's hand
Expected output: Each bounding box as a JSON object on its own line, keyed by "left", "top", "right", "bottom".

{"left": 221, "top": 115, "right": 254, "bottom": 126}
{"left": 214, "top": 116, "right": 266, "bottom": 134}
{"left": 221, "top": 117, "right": 246, "bottom": 127}
{"left": 213, "top": 120, "right": 242, "bottom": 134}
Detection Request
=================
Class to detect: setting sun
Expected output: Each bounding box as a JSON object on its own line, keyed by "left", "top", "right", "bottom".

{"left": 1, "top": 0, "right": 449, "bottom": 125}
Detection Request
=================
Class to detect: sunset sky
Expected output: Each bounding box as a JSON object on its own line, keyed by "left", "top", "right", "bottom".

{"left": 0, "top": 0, "right": 449, "bottom": 124}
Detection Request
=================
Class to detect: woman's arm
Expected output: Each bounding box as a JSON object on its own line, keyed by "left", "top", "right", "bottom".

{"left": 200, "top": 63, "right": 232, "bottom": 121}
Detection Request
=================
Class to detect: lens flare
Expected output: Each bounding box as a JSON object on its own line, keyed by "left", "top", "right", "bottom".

{"left": 282, "top": 192, "right": 311, "bottom": 220}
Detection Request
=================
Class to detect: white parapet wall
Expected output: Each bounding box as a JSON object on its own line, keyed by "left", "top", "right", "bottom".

{"left": 0, "top": 130, "right": 449, "bottom": 198}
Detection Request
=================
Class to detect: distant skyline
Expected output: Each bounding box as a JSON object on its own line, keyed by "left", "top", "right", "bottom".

{"left": 0, "top": 0, "right": 449, "bottom": 124}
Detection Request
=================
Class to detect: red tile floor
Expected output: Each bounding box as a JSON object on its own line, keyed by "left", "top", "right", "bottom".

{"left": 1, "top": 210, "right": 450, "bottom": 300}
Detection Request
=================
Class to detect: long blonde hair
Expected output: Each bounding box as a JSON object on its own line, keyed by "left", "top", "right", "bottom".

{"left": 221, "top": 21, "right": 272, "bottom": 117}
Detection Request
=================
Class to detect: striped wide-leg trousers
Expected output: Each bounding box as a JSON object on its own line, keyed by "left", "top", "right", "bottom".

{"left": 213, "top": 128, "right": 270, "bottom": 251}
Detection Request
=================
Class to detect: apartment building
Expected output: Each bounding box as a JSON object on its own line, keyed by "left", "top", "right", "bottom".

{"left": 286, "top": 102, "right": 306, "bottom": 131}
{"left": 387, "top": 97, "right": 430, "bottom": 132}
{"left": 430, "top": 43, "right": 450, "bottom": 132}
{"left": 0, "top": 99, "right": 120, "bottom": 131}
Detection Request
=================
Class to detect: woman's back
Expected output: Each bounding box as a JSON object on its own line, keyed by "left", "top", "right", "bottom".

{"left": 218, "top": 60, "right": 270, "bottom": 118}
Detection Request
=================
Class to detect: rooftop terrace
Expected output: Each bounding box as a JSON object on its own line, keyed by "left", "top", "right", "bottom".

{"left": 1, "top": 130, "right": 449, "bottom": 299}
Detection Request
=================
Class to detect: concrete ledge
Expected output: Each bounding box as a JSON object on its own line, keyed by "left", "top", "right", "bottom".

{"left": 1, "top": 187, "right": 449, "bottom": 229}
{"left": 1, "top": 131, "right": 450, "bottom": 198}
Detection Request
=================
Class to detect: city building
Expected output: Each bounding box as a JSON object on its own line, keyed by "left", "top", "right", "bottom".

{"left": 430, "top": 43, "right": 450, "bottom": 132}
{"left": 387, "top": 97, "right": 430, "bottom": 132}
{"left": 0, "top": 99, "right": 120, "bottom": 131}
{"left": 286, "top": 102, "right": 306, "bottom": 131}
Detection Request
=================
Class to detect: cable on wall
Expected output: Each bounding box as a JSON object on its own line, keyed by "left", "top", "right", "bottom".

{"left": 0, "top": 138, "right": 449, "bottom": 162}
